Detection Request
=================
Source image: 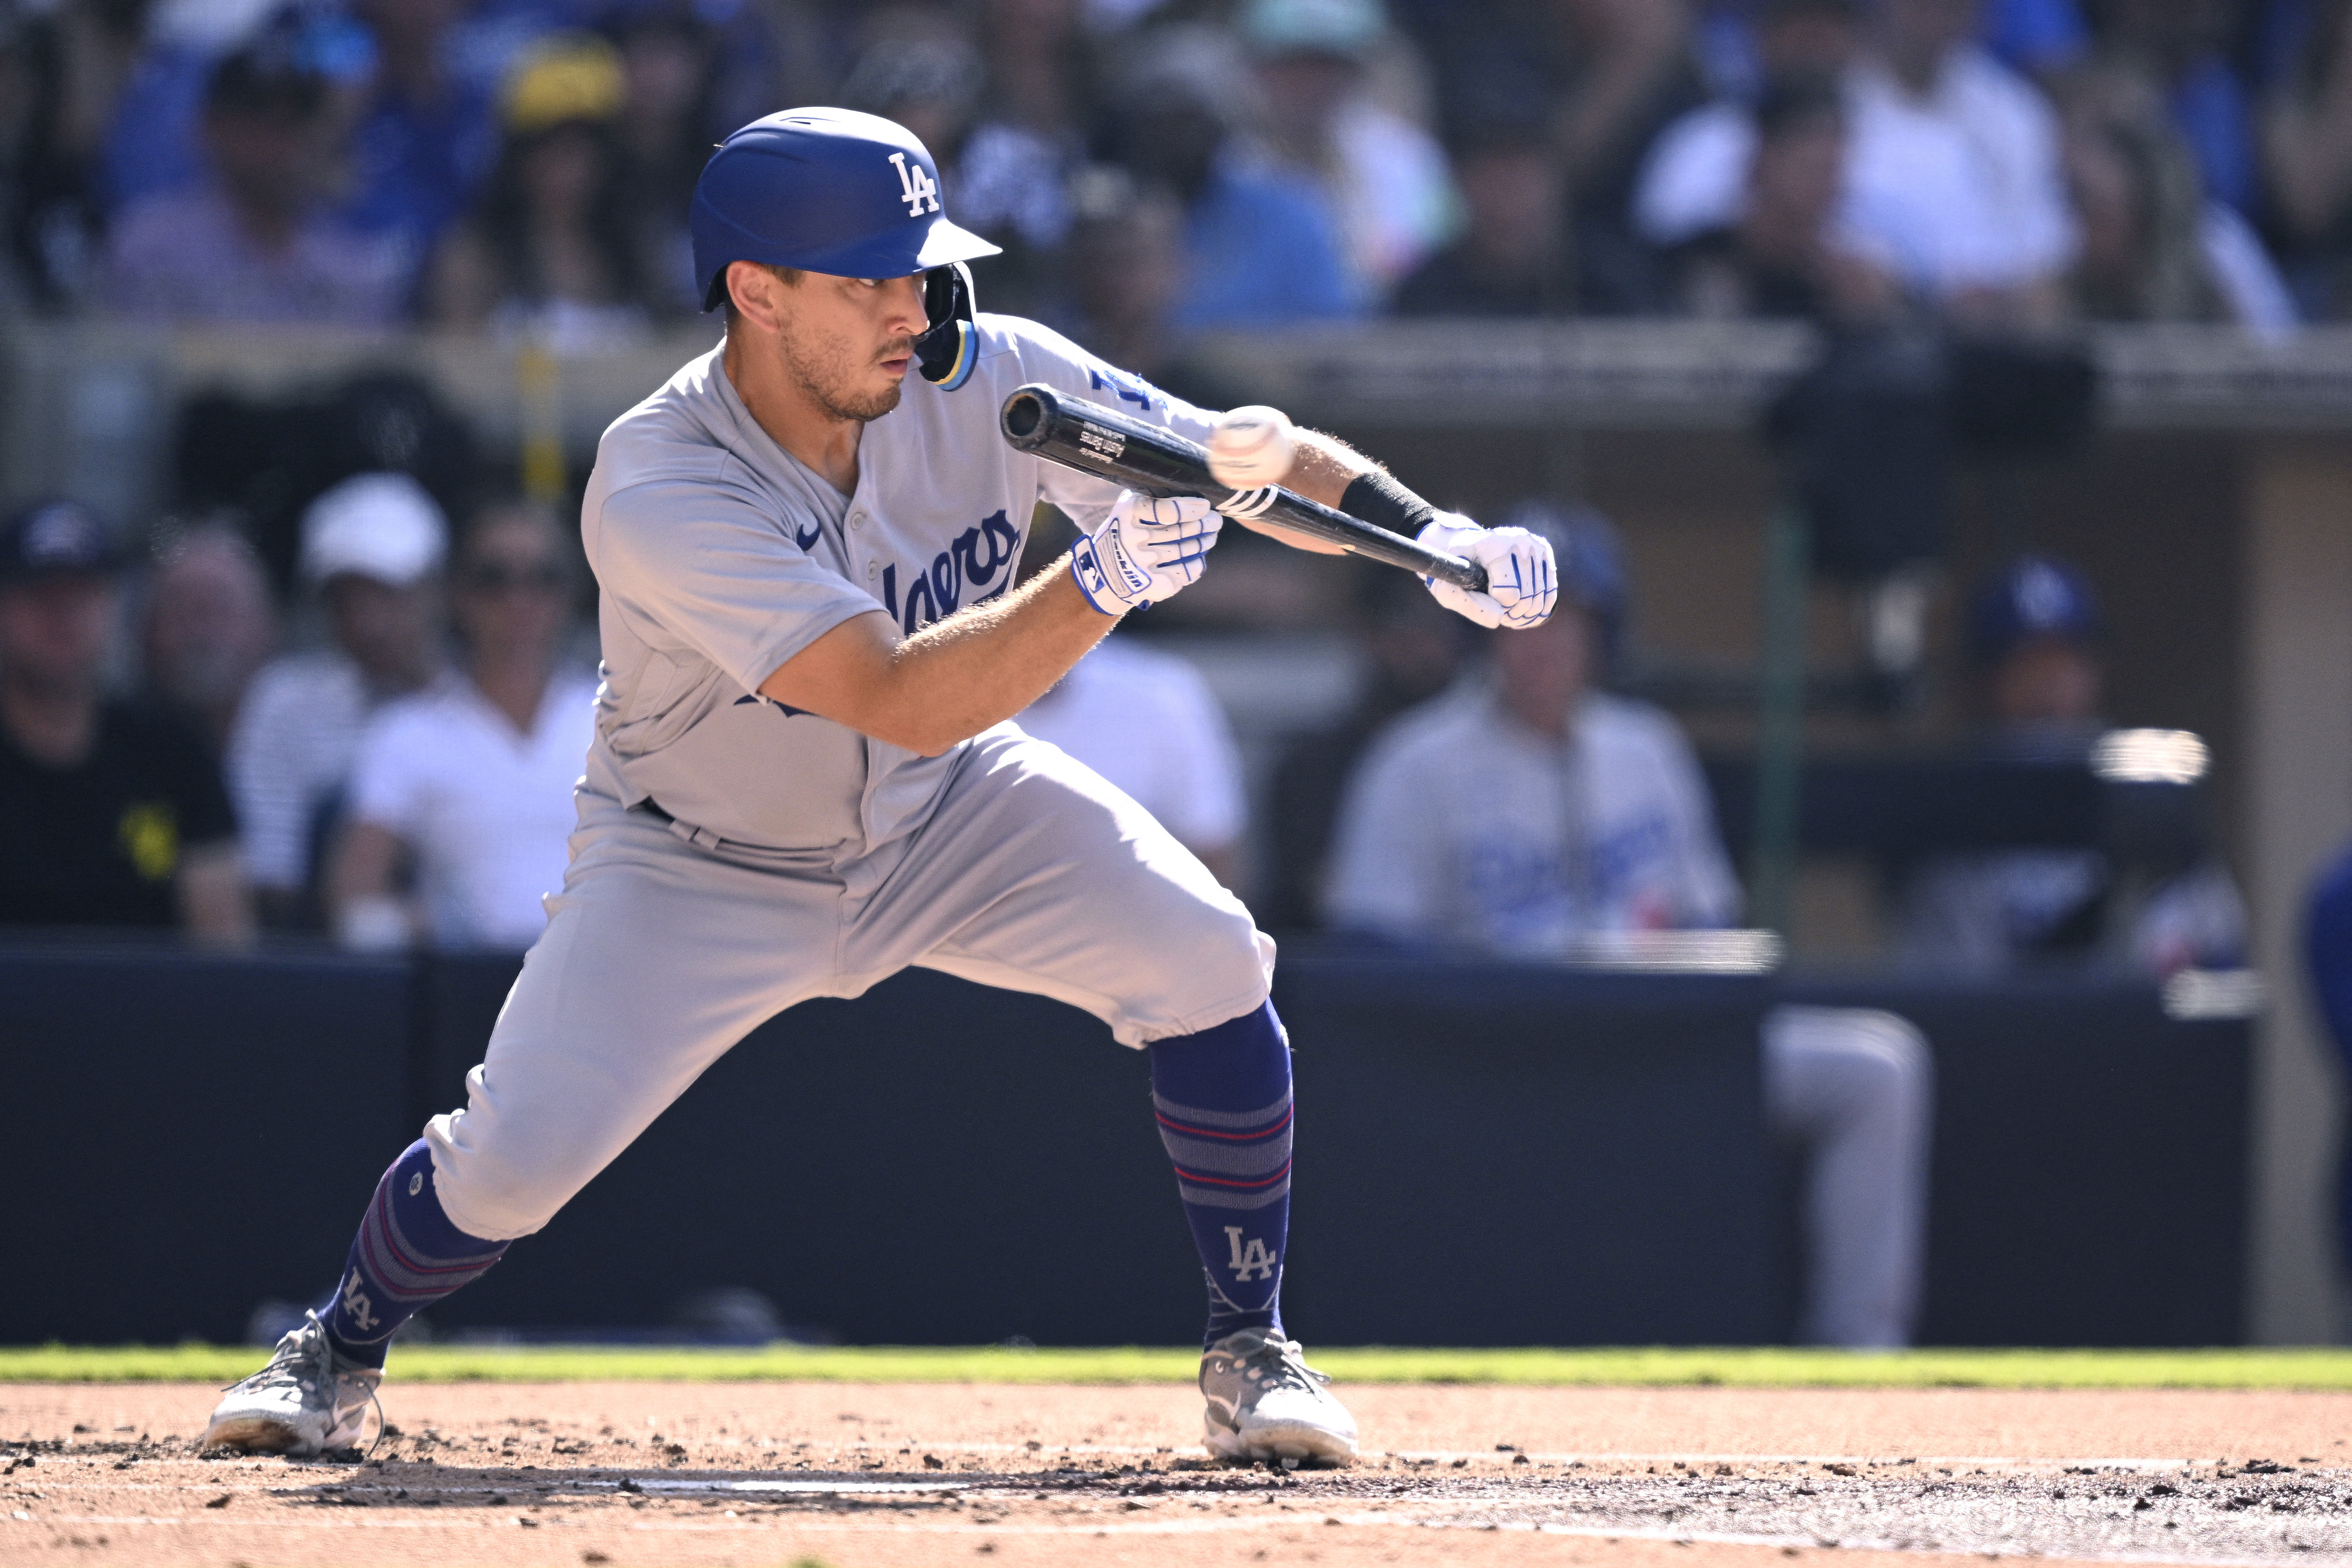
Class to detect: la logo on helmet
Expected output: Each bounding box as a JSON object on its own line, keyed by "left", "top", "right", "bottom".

{"left": 888, "top": 152, "right": 940, "bottom": 218}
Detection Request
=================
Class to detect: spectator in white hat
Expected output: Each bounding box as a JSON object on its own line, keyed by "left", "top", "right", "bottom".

{"left": 1242, "top": 0, "right": 1457, "bottom": 301}
{"left": 227, "top": 473, "right": 453, "bottom": 928}
{"left": 329, "top": 500, "right": 597, "bottom": 950}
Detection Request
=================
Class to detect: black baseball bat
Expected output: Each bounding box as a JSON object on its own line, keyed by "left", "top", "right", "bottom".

{"left": 998, "top": 384, "right": 1488, "bottom": 593}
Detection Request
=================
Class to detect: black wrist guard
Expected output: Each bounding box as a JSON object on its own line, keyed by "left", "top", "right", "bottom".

{"left": 1340, "top": 470, "right": 1439, "bottom": 538}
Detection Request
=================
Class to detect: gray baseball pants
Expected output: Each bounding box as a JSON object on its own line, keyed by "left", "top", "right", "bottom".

{"left": 423, "top": 725, "right": 1276, "bottom": 1243}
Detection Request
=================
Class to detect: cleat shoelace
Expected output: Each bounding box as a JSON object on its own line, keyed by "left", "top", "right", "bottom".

{"left": 1231, "top": 1335, "right": 1333, "bottom": 1400}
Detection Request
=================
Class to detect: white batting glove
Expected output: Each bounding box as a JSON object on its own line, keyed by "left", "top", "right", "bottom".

{"left": 1069, "top": 491, "right": 1222, "bottom": 615}
{"left": 1416, "top": 513, "right": 1557, "bottom": 630}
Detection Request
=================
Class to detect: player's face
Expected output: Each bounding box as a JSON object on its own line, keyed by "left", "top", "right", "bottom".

{"left": 325, "top": 574, "right": 442, "bottom": 688}
{"left": 145, "top": 541, "right": 273, "bottom": 709}
{"left": 1493, "top": 600, "right": 1594, "bottom": 735}
{"left": 1990, "top": 635, "right": 2102, "bottom": 727}
{"left": 774, "top": 271, "right": 930, "bottom": 424}
{"left": 455, "top": 512, "right": 571, "bottom": 662}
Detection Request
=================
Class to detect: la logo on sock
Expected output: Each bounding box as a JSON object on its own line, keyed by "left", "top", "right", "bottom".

{"left": 1223, "top": 1226, "right": 1278, "bottom": 1283}
{"left": 340, "top": 1268, "right": 380, "bottom": 1334}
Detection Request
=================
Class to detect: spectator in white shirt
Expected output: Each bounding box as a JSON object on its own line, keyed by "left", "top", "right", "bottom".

{"left": 1640, "top": 0, "right": 2077, "bottom": 326}
{"left": 1635, "top": 0, "right": 1865, "bottom": 252}
{"left": 331, "top": 501, "right": 596, "bottom": 950}
{"left": 1841, "top": 0, "right": 2076, "bottom": 326}
{"left": 228, "top": 473, "right": 451, "bottom": 928}
{"left": 1323, "top": 504, "right": 1932, "bottom": 1348}
{"left": 1242, "top": 0, "right": 1457, "bottom": 300}
{"left": 1016, "top": 633, "right": 1248, "bottom": 889}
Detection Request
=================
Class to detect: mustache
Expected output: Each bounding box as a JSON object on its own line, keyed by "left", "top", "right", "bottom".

{"left": 876, "top": 336, "right": 918, "bottom": 361}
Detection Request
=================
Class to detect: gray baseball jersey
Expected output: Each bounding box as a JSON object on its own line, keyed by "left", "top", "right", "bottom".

{"left": 1324, "top": 683, "right": 1739, "bottom": 950}
{"left": 581, "top": 312, "right": 1217, "bottom": 858}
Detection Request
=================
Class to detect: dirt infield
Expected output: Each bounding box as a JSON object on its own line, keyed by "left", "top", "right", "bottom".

{"left": 6, "top": 1381, "right": 2352, "bottom": 1568}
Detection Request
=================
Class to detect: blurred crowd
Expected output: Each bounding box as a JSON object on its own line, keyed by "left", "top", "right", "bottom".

{"left": 6, "top": 0, "right": 2352, "bottom": 337}
{"left": 0, "top": 462, "right": 2248, "bottom": 985}
{"left": 0, "top": 478, "right": 595, "bottom": 948}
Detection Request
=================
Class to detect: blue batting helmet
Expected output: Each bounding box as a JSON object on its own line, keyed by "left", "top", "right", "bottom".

{"left": 689, "top": 107, "right": 1001, "bottom": 312}
{"left": 1967, "top": 554, "right": 2100, "bottom": 668}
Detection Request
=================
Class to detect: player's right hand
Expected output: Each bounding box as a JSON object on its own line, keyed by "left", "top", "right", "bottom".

{"left": 1416, "top": 514, "right": 1557, "bottom": 630}
{"left": 1069, "top": 490, "right": 1222, "bottom": 615}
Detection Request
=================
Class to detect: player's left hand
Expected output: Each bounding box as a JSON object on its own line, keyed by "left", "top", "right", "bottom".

{"left": 1416, "top": 514, "right": 1556, "bottom": 630}
{"left": 1069, "top": 491, "right": 1222, "bottom": 615}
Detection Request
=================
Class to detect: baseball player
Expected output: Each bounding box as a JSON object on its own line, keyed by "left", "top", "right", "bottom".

{"left": 200, "top": 108, "right": 1556, "bottom": 1467}
{"left": 1325, "top": 506, "right": 1931, "bottom": 1348}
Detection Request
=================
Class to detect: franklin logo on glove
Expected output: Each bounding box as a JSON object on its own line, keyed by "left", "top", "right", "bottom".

{"left": 1068, "top": 491, "right": 1222, "bottom": 615}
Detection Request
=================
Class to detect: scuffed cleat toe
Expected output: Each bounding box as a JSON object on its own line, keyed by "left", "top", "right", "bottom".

{"left": 200, "top": 1311, "right": 382, "bottom": 1457}
{"left": 1199, "top": 1328, "right": 1358, "bottom": 1469}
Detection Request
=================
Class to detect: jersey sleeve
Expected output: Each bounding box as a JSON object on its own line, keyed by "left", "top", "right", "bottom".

{"left": 1638, "top": 709, "right": 1744, "bottom": 929}
{"left": 589, "top": 469, "right": 885, "bottom": 696}
{"left": 993, "top": 317, "right": 1222, "bottom": 533}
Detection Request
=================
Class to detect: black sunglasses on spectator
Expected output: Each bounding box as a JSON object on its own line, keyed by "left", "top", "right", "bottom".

{"left": 466, "top": 562, "right": 567, "bottom": 592}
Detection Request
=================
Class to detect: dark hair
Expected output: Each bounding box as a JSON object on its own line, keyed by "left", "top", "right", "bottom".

{"left": 472, "top": 119, "right": 648, "bottom": 312}
{"left": 204, "top": 38, "right": 326, "bottom": 119}
{"left": 1754, "top": 71, "right": 1846, "bottom": 141}
{"left": 1438, "top": 62, "right": 1555, "bottom": 160}
{"left": 1759, "top": 0, "right": 1860, "bottom": 24}
{"left": 458, "top": 497, "right": 569, "bottom": 569}
{"left": 602, "top": 2, "right": 722, "bottom": 225}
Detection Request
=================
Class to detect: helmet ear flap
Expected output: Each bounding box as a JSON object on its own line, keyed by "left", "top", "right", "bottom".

{"left": 915, "top": 261, "right": 978, "bottom": 390}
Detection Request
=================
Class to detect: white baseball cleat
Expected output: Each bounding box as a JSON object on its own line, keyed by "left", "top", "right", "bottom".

{"left": 1199, "top": 1327, "right": 1358, "bottom": 1467}
{"left": 200, "top": 1311, "right": 382, "bottom": 1457}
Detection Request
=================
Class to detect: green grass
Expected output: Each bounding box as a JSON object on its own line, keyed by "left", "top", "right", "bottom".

{"left": 10, "top": 1344, "right": 2352, "bottom": 1389}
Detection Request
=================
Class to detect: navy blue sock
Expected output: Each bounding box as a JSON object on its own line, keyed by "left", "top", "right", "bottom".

{"left": 319, "top": 1140, "right": 510, "bottom": 1368}
{"left": 1148, "top": 1001, "right": 1293, "bottom": 1350}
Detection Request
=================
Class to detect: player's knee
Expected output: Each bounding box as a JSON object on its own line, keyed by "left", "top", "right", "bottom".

{"left": 423, "top": 1106, "right": 573, "bottom": 1244}
{"left": 1766, "top": 1006, "right": 1933, "bottom": 1132}
{"left": 1825, "top": 1010, "right": 1932, "bottom": 1125}
{"left": 1855, "top": 1010, "right": 1930, "bottom": 1096}
{"left": 1191, "top": 907, "right": 1277, "bottom": 1018}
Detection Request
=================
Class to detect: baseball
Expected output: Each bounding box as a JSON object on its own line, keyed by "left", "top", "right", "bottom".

{"left": 1207, "top": 405, "right": 1296, "bottom": 489}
